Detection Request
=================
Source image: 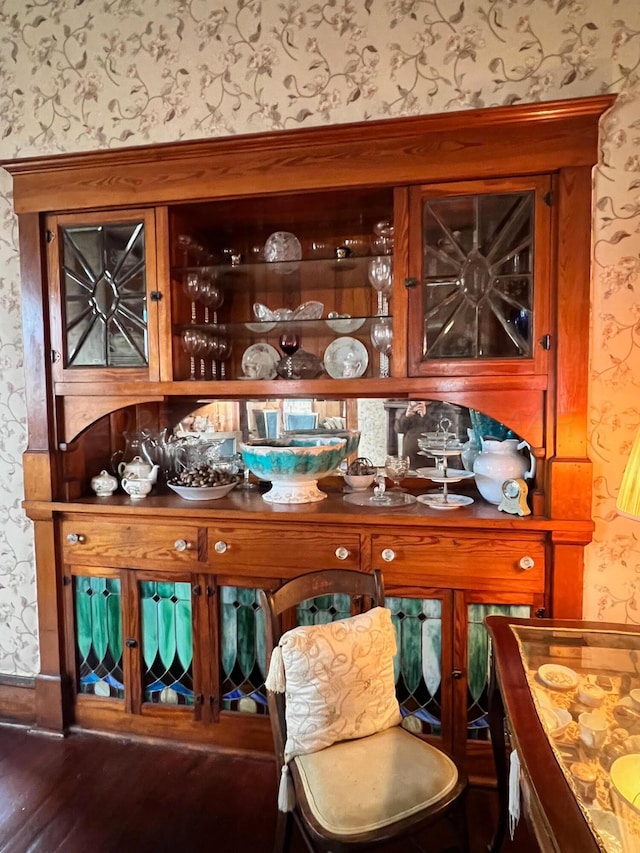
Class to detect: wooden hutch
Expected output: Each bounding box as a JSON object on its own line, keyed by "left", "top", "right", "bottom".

{"left": 3, "top": 95, "right": 612, "bottom": 782}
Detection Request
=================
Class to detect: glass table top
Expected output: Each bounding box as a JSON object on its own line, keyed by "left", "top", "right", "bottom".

{"left": 512, "top": 624, "right": 640, "bottom": 853}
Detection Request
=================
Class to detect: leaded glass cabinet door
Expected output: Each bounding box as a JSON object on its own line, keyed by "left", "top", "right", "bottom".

{"left": 451, "top": 590, "right": 544, "bottom": 763}
{"left": 47, "top": 209, "right": 161, "bottom": 383}
{"left": 407, "top": 176, "right": 552, "bottom": 378}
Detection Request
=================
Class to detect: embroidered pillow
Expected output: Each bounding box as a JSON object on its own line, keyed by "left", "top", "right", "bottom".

{"left": 267, "top": 606, "right": 401, "bottom": 761}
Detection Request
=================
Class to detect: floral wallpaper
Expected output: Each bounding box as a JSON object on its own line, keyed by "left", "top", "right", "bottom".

{"left": 0, "top": 0, "right": 639, "bottom": 676}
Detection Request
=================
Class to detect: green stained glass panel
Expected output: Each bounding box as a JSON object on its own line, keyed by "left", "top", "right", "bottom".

{"left": 387, "top": 596, "right": 443, "bottom": 736}
{"left": 296, "top": 593, "right": 351, "bottom": 626}
{"left": 220, "top": 586, "right": 268, "bottom": 715}
{"left": 61, "top": 221, "right": 148, "bottom": 368}
{"left": 140, "top": 581, "right": 193, "bottom": 706}
{"left": 466, "top": 602, "right": 531, "bottom": 740}
{"left": 74, "top": 575, "right": 124, "bottom": 699}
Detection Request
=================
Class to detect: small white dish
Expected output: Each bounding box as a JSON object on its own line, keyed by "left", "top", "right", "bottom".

{"left": 343, "top": 473, "right": 376, "bottom": 491}
{"left": 578, "top": 682, "right": 606, "bottom": 708}
{"left": 537, "top": 663, "right": 579, "bottom": 691}
{"left": 415, "top": 468, "right": 474, "bottom": 484}
{"left": 168, "top": 480, "right": 238, "bottom": 501}
{"left": 323, "top": 337, "right": 368, "bottom": 379}
{"left": 241, "top": 343, "right": 280, "bottom": 380}
{"left": 245, "top": 321, "right": 276, "bottom": 333}
{"left": 630, "top": 688, "right": 640, "bottom": 710}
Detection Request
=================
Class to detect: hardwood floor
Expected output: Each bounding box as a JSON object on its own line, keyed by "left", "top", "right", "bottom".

{"left": 0, "top": 723, "right": 539, "bottom": 852}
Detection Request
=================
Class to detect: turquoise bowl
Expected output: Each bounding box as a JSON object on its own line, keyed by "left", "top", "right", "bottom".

{"left": 282, "top": 429, "right": 361, "bottom": 458}
{"left": 240, "top": 437, "right": 348, "bottom": 504}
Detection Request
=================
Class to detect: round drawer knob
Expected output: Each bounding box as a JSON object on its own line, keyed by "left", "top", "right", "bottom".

{"left": 519, "top": 556, "right": 535, "bottom": 571}
{"left": 66, "top": 533, "right": 85, "bottom": 545}
{"left": 381, "top": 548, "right": 396, "bottom": 563}
{"left": 174, "top": 539, "right": 193, "bottom": 552}
{"left": 335, "top": 547, "right": 350, "bottom": 561}
{"left": 214, "top": 540, "right": 229, "bottom": 554}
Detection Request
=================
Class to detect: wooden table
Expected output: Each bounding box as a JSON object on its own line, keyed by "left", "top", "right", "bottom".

{"left": 485, "top": 615, "right": 640, "bottom": 853}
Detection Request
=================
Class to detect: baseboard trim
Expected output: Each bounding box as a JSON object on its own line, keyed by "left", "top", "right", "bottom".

{"left": 0, "top": 673, "right": 36, "bottom": 726}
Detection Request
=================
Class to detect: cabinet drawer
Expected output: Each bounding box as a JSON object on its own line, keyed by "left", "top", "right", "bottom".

{"left": 208, "top": 524, "right": 361, "bottom": 575}
{"left": 61, "top": 519, "right": 205, "bottom": 567}
{"left": 371, "top": 533, "right": 546, "bottom": 593}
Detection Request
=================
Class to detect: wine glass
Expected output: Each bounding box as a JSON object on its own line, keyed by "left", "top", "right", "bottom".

{"left": 384, "top": 454, "right": 410, "bottom": 491}
{"left": 198, "top": 273, "right": 224, "bottom": 324}
{"left": 370, "top": 317, "right": 393, "bottom": 378}
{"left": 367, "top": 256, "right": 393, "bottom": 315}
{"left": 181, "top": 328, "right": 207, "bottom": 380}
{"left": 279, "top": 331, "right": 300, "bottom": 356}
{"left": 182, "top": 271, "right": 202, "bottom": 323}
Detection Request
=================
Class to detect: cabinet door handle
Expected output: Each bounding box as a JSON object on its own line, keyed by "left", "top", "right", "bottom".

{"left": 214, "top": 540, "right": 229, "bottom": 554}
{"left": 335, "top": 546, "right": 350, "bottom": 561}
{"left": 381, "top": 548, "right": 396, "bottom": 562}
{"left": 519, "top": 556, "right": 535, "bottom": 571}
{"left": 452, "top": 669, "right": 463, "bottom": 679}
{"left": 125, "top": 638, "right": 138, "bottom": 648}
{"left": 174, "top": 539, "right": 193, "bottom": 552}
{"left": 66, "top": 533, "right": 85, "bottom": 545}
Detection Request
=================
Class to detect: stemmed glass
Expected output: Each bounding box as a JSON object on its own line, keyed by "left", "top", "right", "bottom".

{"left": 279, "top": 331, "right": 300, "bottom": 356}
{"left": 182, "top": 271, "right": 202, "bottom": 323}
{"left": 370, "top": 317, "right": 393, "bottom": 378}
{"left": 181, "top": 328, "right": 207, "bottom": 380}
{"left": 198, "top": 274, "right": 224, "bottom": 324}
{"left": 367, "top": 256, "right": 393, "bottom": 316}
{"left": 384, "top": 454, "right": 410, "bottom": 491}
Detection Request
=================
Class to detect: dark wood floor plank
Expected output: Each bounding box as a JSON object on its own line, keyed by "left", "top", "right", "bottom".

{"left": 0, "top": 724, "right": 538, "bottom": 853}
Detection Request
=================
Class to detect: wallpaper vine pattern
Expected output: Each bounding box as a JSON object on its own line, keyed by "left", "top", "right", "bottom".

{"left": 0, "top": 0, "right": 639, "bottom": 675}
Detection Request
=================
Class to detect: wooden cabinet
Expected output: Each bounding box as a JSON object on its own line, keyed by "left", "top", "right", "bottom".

{"left": 4, "top": 95, "right": 612, "bottom": 778}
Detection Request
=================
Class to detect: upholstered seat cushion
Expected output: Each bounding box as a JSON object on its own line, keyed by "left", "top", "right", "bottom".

{"left": 293, "top": 725, "right": 459, "bottom": 836}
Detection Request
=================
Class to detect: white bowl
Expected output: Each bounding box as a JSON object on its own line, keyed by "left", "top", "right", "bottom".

{"left": 168, "top": 480, "right": 238, "bottom": 501}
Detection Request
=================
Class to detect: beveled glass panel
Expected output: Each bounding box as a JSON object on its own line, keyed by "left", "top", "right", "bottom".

{"left": 220, "top": 586, "right": 268, "bottom": 715}
{"left": 422, "top": 191, "right": 533, "bottom": 360}
{"left": 387, "top": 596, "right": 443, "bottom": 736}
{"left": 140, "top": 581, "right": 193, "bottom": 705}
{"left": 74, "top": 575, "right": 124, "bottom": 699}
{"left": 61, "top": 221, "right": 148, "bottom": 368}
{"left": 467, "top": 602, "right": 530, "bottom": 740}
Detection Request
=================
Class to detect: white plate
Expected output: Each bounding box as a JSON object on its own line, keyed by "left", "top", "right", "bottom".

{"left": 264, "top": 231, "right": 302, "bottom": 263}
{"left": 416, "top": 494, "right": 474, "bottom": 510}
{"left": 323, "top": 337, "right": 368, "bottom": 379}
{"left": 326, "top": 317, "right": 366, "bottom": 334}
{"left": 168, "top": 480, "right": 238, "bottom": 501}
{"left": 241, "top": 343, "right": 280, "bottom": 380}
{"left": 537, "top": 663, "right": 579, "bottom": 691}
{"left": 415, "top": 467, "right": 474, "bottom": 483}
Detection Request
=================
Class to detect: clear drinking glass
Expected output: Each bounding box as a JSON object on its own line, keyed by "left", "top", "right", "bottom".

{"left": 384, "top": 454, "right": 410, "bottom": 491}
{"left": 370, "top": 317, "right": 393, "bottom": 378}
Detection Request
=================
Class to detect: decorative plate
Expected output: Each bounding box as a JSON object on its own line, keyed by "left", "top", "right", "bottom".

{"left": 416, "top": 494, "right": 474, "bottom": 510}
{"left": 537, "top": 664, "right": 579, "bottom": 691}
{"left": 415, "top": 468, "right": 475, "bottom": 483}
{"left": 241, "top": 343, "right": 280, "bottom": 380}
{"left": 264, "top": 231, "right": 302, "bottom": 263}
{"left": 323, "top": 337, "right": 368, "bottom": 379}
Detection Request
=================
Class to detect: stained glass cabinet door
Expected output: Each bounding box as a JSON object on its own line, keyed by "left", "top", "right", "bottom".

{"left": 407, "top": 176, "right": 552, "bottom": 379}
{"left": 47, "top": 209, "right": 162, "bottom": 383}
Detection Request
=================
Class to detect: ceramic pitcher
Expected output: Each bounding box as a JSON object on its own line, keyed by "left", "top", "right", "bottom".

{"left": 472, "top": 438, "right": 535, "bottom": 505}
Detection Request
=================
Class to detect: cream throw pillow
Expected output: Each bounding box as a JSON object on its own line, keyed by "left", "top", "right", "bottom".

{"left": 266, "top": 606, "right": 401, "bottom": 761}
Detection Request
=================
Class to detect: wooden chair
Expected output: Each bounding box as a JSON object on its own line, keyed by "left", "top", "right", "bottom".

{"left": 259, "top": 569, "right": 469, "bottom": 852}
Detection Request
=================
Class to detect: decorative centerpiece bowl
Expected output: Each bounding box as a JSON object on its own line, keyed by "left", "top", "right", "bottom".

{"left": 240, "top": 437, "right": 348, "bottom": 504}
{"left": 282, "top": 429, "right": 361, "bottom": 459}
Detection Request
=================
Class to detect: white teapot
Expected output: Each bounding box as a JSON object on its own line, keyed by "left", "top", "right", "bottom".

{"left": 118, "top": 455, "right": 159, "bottom": 484}
{"left": 473, "top": 439, "right": 535, "bottom": 505}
